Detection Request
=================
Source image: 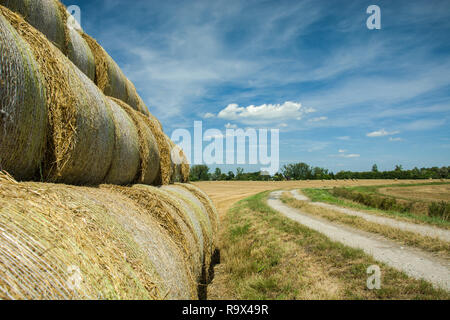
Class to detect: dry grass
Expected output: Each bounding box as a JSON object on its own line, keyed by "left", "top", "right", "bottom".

{"left": 207, "top": 191, "right": 449, "bottom": 300}
{"left": 379, "top": 185, "right": 450, "bottom": 203}
{"left": 280, "top": 193, "right": 450, "bottom": 257}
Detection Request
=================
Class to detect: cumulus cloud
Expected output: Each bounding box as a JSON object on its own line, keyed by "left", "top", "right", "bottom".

{"left": 203, "top": 112, "right": 215, "bottom": 119}
{"left": 217, "top": 101, "right": 315, "bottom": 124}
{"left": 366, "top": 129, "right": 400, "bottom": 137}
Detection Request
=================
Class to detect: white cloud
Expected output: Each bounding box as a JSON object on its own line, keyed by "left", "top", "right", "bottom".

{"left": 342, "top": 154, "right": 360, "bottom": 158}
{"left": 338, "top": 149, "right": 347, "bottom": 153}
{"left": 203, "top": 112, "right": 215, "bottom": 119}
{"left": 217, "top": 101, "right": 315, "bottom": 124}
{"left": 308, "top": 116, "right": 328, "bottom": 122}
{"left": 224, "top": 123, "right": 237, "bottom": 129}
{"left": 337, "top": 136, "right": 350, "bottom": 140}
{"left": 389, "top": 137, "right": 403, "bottom": 142}
{"left": 366, "top": 129, "right": 400, "bottom": 137}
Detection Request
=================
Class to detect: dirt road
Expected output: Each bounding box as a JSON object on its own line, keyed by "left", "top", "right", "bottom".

{"left": 268, "top": 190, "right": 450, "bottom": 291}
{"left": 290, "top": 190, "right": 450, "bottom": 241}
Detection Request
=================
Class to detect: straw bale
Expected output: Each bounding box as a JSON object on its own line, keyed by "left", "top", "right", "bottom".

{"left": 67, "top": 27, "right": 95, "bottom": 81}
{"left": 113, "top": 184, "right": 203, "bottom": 284}
{"left": 81, "top": 33, "right": 128, "bottom": 103}
{"left": 0, "top": 13, "right": 47, "bottom": 180}
{"left": 103, "top": 98, "right": 140, "bottom": 185}
{"left": 0, "top": 0, "right": 66, "bottom": 51}
{"left": 175, "top": 183, "right": 219, "bottom": 236}
{"left": 0, "top": 175, "right": 162, "bottom": 299}
{"left": 1, "top": 7, "right": 115, "bottom": 184}
{"left": 160, "top": 185, "right": 216, "bottom": 284}
{"left": 110, "top": 98, "right": 160, "bottom": 185}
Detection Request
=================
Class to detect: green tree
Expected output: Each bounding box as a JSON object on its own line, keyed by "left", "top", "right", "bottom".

{"left": 227, "top": 171, "right": 235, "bottom": 180}
{"left": 212, "top": 168, "right": 222, "bottom": 181}
{"left": 236, "top": 167, "right": 244, "bottom": 180}
{"left": 372, "top": 164, "right": 378, "bottom": 172}
{"left": 189, "top": 165, "right": 210, "bottom": 181}
{"left": 282, "top": 163, "right": 312, "bottom": 180}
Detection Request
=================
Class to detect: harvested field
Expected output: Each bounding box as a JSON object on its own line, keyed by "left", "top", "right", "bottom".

{"left": 379, "top": 184, "right": 450, "bottom": 202}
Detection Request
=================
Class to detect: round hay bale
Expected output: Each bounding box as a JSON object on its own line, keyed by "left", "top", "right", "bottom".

{"left": 85, "top": 185, "right": 196, "bottom": 299}
{"left": 175, "top": 183, "right": 219, "bottom": 236}
{"left": 103, "top": 98, "right": 140, "bottom": 185}
{"left": 110, "top": 98, "right": 160, "bottom": 185}
{"left": 180, "top": 152, "right": 190, "bottom": 183}
{"left": 67, "top": 27, "right": 95, "bottom": 81}
{"left": 0, "top": 175, "right": 174, "bottom": 299}
{"left": 0, "top": 13, "right": 47, "bottom": 180}
{"left": 81, "top": 33, "right": 128, "bottom": 103}
{"left": 161, "top": 187, "right": 213, "bottom": 243}
{"left": 0, "top": 0, "right": 66, "bottom": 52}
{"left": 47, "top": 64, "right": 115, "bottom": 185}
{"left": 145, "top": 113, "right": 171, "bottom": 186}
{"left": 165, "top": 135, "right": 181, "bottom": 183}
{"left": 1, "top": 7, "right": 115, "bottom": 185}
{"left": 117, "top": 185, "right": 203, "bottom": 284}
{"left": 125, "top": 78, "right": 149, "bottom": 115}
{"left": 161, "top": 185, "right": 215, "bottom": 283}
{"left": 164, "top": 134, "right": 190, "bottom": 183}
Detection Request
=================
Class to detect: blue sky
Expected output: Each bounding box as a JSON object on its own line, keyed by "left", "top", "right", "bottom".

{"left": 62, "top": 0, "right": 450, "bottom": 173}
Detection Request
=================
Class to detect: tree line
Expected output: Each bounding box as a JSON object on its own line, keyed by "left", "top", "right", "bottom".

{"left": 189, "top": 163, "right": 450, "bottom": 181}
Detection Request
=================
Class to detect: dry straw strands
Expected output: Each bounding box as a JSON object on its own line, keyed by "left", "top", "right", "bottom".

{"left": 1, "top": 6, "right": 116, "bottom": 185}
{"left": 111, "top": 98, "right": 160, "bottom": 185}
{"left": 103, "top": 98, "right": 140, "bottom": 185}
{"left": 0, "top": 13, "right": 47, "bottom": 180}
{"left": 0, "top": 173, "right": 207, "bottom": 299}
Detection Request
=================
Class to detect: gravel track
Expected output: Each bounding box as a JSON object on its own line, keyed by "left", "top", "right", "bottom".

{"left": 290, "top": 190, "right": 450, "bottom": 242}
{"left": 268, "top": 191, "right": 450, "bottom": 291}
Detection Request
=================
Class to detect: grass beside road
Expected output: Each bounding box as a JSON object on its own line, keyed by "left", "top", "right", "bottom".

{"left": 211, "top": 191, "right": 449, "bottom": 300}
{"left": 281, "top": 193, "right": 450, "bottom": 257}
{"left": 302, "top": 188, "right": 450, "bottom": 228}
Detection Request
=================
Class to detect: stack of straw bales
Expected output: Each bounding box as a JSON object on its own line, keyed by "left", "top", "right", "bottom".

{"left": 0, "top": 3, "right": 213, "bottom": 300}
{"left": 0, "top": 172, "right": 217, "bottom": 299}
{"left": 0, "top": 0, "right": 150, "bottom": 115}
{"left": 0, "top": 5, "right": 189, "bottom": 186}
